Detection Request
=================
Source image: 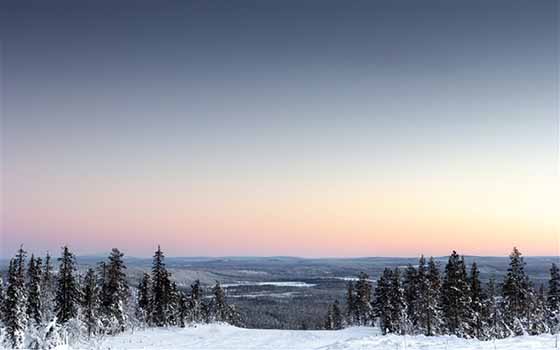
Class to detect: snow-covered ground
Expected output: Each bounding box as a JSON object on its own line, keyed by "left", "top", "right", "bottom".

{"left": 71, "top": 324, "right": 559, "bottom": 350}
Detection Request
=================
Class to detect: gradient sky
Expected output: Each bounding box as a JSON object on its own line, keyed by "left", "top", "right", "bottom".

{"left": 1, "top": 0, "right": 558, "bottom": 258}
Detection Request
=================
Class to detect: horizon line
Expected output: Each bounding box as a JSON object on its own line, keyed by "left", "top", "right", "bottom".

{"left": 1, "top": 253, "right": 559, "bottom": 261}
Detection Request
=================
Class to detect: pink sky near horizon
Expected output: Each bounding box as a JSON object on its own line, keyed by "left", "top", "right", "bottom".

{"left": 3, "top": 161, "right": 558, "bottom": 258}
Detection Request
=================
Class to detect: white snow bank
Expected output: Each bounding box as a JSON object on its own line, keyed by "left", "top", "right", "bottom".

{"left": 81, "top": 324, "right": 560, "bottom": 350}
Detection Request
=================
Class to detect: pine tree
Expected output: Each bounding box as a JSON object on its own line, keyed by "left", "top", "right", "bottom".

{"left": 4, "top": 247, "right": 28, "bottom": 349}
{"left": 151, "top": 245, "right": 172, "bottom": 326}
{"left": 441, "top": 251, "right": 471, "bottom": 337}
{"left": 425, "top": 257, "right": 443, "bottom": 336}
{"left": 101, "top": 248, "right": 130, "bottom": 333}
{"left": 136, "top": 273, "right": 152, "bottom": 324}
{"left": 354, "top": 272, "right": 373, "bottom": 326}
{"left": 502, "top": 247, "right": 532, "bottom": 335}
{"left": 469, "top": 261, "right": 485, "bottom": 339}
{"left": 26, "top": 254, "right": 43, "bottom": 326}
{"left": 547, "top": 263, "right": 560, "bottom": 332}
{"left": 54, "top": 246, "right": 80, "bottom": 324}
{"left": 82, "top": 268, "right": 100, "bottom": 337}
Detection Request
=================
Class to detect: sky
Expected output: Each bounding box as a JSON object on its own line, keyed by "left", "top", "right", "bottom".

{"left": 1, "top": 0, "right": 558, "bottom": 258}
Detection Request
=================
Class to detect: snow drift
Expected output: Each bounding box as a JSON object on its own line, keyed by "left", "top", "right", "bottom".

{"left": 67, "top": 324, "right": 559, "bottom": 350}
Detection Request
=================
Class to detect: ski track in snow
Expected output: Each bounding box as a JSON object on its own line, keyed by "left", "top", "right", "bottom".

{"left": 63, "top": 324, "right": 559, "bottom": 350}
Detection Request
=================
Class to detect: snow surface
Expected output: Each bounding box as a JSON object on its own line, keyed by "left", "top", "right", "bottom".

{"left": 72, "top": 324, "right": 559, "bottom": 350}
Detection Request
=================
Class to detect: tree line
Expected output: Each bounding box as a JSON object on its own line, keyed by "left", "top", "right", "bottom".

{"left": 0, "top": 245, "right": 241, "bottom": 349}
{"left": 324, "top": 247, "right": 560, "bottom": 340}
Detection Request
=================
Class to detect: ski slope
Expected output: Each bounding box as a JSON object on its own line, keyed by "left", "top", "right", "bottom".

{"left": 74, "top": 324, "right": 559, "bottom": 350}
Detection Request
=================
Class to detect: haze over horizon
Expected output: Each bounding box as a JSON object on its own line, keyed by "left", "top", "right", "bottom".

{"left": 1, "top": 248, "right": 559, "bottom": 260}
{"left": 1, "top": 0, "right": 558, "bottom": 258}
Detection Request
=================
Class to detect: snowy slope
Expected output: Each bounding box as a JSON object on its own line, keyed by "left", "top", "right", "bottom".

{"left": 75, "top": 324, "right": 559, "bottom": 350}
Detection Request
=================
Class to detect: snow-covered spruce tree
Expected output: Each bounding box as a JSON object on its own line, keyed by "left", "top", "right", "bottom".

{"left": 528, "top": 284, "right": 549, "bottom": 335}
{"left": 389, "top": 268, "right": 409, "bottom": 335}
{"left": 81, "top": 268, "right": 100, "bottom": 338}
{"left": 2, "top": 260, "right": 13, "bottom": 321}
{"left": 42, "top": 318, "right": 63, "bottom": 350}
{"left": 25, "top": 255, "right": 45, "bottom": 349}
{"left": 96, "top": 261, "right": 107, "bottom": 308}
{"left": 166, "top": 281, "right": 179, "bottom": 326}
{"left": 413, "top": 255, "right": 430, "bottom": 335}
{"left": 4, "top": 248, "right": 28, "bottom": 349}
{"left": 402, "top": 264, "right": 418, "bottom": 331}
{"left": 441, "top": 251, "right": 472, "bottom": 337}
{"left": 207, "top": 281, "right": 242, "bottom": 326}
{"left": 136, "top": 273, "right": 151, "bottom": 324}
{"left": 188, "top": 279, "right": 203, "bottom": 323}
{"left": 100, "top": 248, "right": 129, "bottom": 334}
{"left": 150, "top": 245, "right": 172, "bottom": 326}
{"left": 177, "top": 290, "right": 189, "bottom": 328}
{"left": 324, "top": 300, "right": 343, "bottom": 330}
{"left": 124, "top": 283, "right": 140, "bottom": 332}
{"left": 26, "top": 255, "right": 43, "bottom": 326}
{"left": 354, "top": 272, "right": 373, "bottom": 326}
{"left": 468, "top": 261, "right": 486, "bottom": 339}
{"left": 373, "top": 268, "right": 393, "bottom": 335}
{"left": 324, "top": 304, "right": 334, "bottom": 330}
{"left": 458, "top": 256, "right": 474, "bottom": 335}
{"left": 345, "top": 281, "right": 356, "bottom": 325}
{"left": 200, "top": 299, "right": 211, "bottom": 323}
{"left": 485, "top": 275, "right": 509, "bottom": 339}
{"left": 227, "top": 304, "right": 243, "bottom": 327}
{"left": 37, "top": 252, "right": 64, "bottom": 349}
{"left": 54, "top": 246, "right": 80, "bottom": 324}
{"left": 547, "top": 263, "right": 560, "bottom": 332}
{"left": 0, "top": 273, "right": 4, "bottom": 322}
{"left": 501, "top": 247, "right": 533, "bottom": 335}
{"left": 40, "top": 252, "right": 56, "bottom": 325}
{"left": 425, "top": 257, "right": 443, "bottom": 336}
{"left": 332, "top": 300, "right": 343, "bottom": 330}
{"left": 210, "top": 281, "right": 228, "bottom": 322}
